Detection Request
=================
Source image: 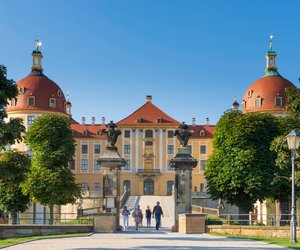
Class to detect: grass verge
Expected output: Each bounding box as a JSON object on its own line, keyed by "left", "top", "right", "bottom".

{"left": 210, "top": 233, "right": 300, "bottom": 249}
{"left": 0, "top": 233, "right": 91, "bottom": 247}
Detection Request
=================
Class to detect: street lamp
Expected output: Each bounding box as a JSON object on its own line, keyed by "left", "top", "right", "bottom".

{"left": 286, "top": 130, "right": 300, "bottom": 243}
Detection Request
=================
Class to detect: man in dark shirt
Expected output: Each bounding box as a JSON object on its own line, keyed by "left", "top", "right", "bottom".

{"left": 152, "top": 201, "right": 164, "bottom": 230}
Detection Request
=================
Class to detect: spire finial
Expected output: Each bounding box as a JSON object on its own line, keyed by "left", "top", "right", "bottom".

{"left": 35, "top": 35, "right": 42, "bottom": 51}
{"left": 269, "top": 34, "right": 273, "bottom": 50}
{"left": 234, "top": 96, "right": 237, "bottom": 102}
{"left": 66, "top": 91, "right": 70, "bottom": 102}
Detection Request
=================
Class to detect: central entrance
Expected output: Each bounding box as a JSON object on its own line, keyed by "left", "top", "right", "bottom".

{"left": 144, "top": 178, "right": 154, "bottom": 195}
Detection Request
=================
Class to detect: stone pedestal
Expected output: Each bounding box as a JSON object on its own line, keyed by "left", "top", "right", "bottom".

{"left": 98, "top": 146, "right": 125, "bottom": 231}
{"left": 170, "top": 147, "right": 198, "bottom": 232}
{"left": 178, "top": 214, "right": 206, "bottom": 234}
{"left": 93, "top": 213, "right": 117, "bottom": 233}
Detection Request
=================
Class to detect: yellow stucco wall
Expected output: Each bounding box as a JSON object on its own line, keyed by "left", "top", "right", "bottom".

{"left": 73, "top": 125, "right": 213, "bottom": 196}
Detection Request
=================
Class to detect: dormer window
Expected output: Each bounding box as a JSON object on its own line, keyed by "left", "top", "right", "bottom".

{"left": 275, "top": 97, "right": 282, "bottom": 107}
{"left": 28, "top": 96, "right": 35, "bottom": 106}
{"left": 57, "top": 90, "right": 62, "bottom": 97}
{"left": 49, "top": 98, "right": 56, "bottom": 108}
{"left": 255, "top": 98, "right": 261, "bottom": 107}
{"left": 83, "top": 130, "right": 88, "bottom": 136}
{"left": 96, "top": 130, "right": 101, "bottom": 135}
{"left": 10, "top": 98, "right": 16, "bottom": 106}
{"left": 242, "top": 101, "right": 246, "bottom": 110}
{"left": 19, "top": 87, "right": 25, "bottom": 94}
{"left": 200, "top": 130, "right": 205, "bottom": 137}
{"left": 137, "top": 117, "right": 142, "bottom": 123}
{"left": 247, "top": 90, "right": 253, "bottom": 98}
{"left": 157, "top": 117, "right": 162, "bottom": 123}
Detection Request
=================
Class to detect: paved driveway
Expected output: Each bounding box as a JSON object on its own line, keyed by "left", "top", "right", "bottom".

{"left": 4, "top": 228, "right": 291, "bottom": 250}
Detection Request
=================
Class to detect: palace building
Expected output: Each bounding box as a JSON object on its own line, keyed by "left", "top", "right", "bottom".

{"left": 6, "top": 36, "right": 294, "bottom": 219}
{"left": 6, "top": 38, "right": 215, "bottom": 213}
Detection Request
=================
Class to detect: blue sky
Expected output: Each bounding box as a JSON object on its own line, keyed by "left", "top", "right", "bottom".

{"left": 1, "top": 0, "right": 300, "bottom": 125}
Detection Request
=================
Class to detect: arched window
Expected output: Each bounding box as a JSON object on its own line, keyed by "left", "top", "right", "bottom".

{"left": 199, "top": 130, "right": 205, "bottom": 137}
{"left": 145, "top": 130, "right": 153, "bottom": 138}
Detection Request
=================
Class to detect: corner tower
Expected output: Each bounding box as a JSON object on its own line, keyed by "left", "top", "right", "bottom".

{"left": 242, "top": 36, "right": 295, "bottom": 115}
{"left": 7, "top": 37, "right": 70, "bottom": 119}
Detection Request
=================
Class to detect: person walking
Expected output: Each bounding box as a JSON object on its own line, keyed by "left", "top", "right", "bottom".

{"left": 145, "top": 205, "right": 152, "bottom": 227}
{"left": 133, "top": 205, "right": 143, "bottom": 230}
{"left": 152, "top": 201, "right": 164, "bottom": 230}
{"left": 122, "top": 206, "right": 130, "bottom": 231}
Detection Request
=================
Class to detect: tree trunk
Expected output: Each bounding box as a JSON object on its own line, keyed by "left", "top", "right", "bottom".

{"left": 275, "top": 199, "right": 281, "bottom": 226}
{"left": 49, "top": 205, "right": 54, "bottom": 225}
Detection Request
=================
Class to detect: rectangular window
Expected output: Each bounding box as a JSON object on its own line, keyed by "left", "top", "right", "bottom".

{"left": 200, "top": 145, "right": 206, "bottom": 154}
{"left": 28, "top": 97, "right": 35, "bottom": 106}
{"left": 145, "top": 141, "right": 153, "bottom": 146}
{"left": 187, "top": 145, "right": 192, "bottom": 154}
{"left": 82, "top": 145, "right": 88, "bottom": 154}
{"left": 69, "top": 160, "right": 75, "bottom": 170}
{"left": 94, "top": 183, "right": 100, "bottom": 192}
{"left": 167, "top": 130, "right": 174, "bottom": 138}
{"left": 81, "top": 183, "right": 88, "bottom": 192}
{"left": 255, "top": 98, "right": 261, "bottom": 107}
{"left": 242, "top": 101, "right": 246, "bottom": 110}
{"left": 81, "top": 159, "right": 88, "bottom": 170}
{"left": 94, "top": 159, "right": 100, "bottom": 170}
{"left": 124, "top": 145, "right": 131, "bottom": 154}
{"left": 27, "top": 116, "right": 35, "bottom": 125}
{"left": 167, "top": 145, "right": 174, "bottom": 154}
{"left": 49, "top": 98, "right": 56, "bottom": 108}
{"left": 275, "top": 97, "right": 282, "bottom": 107}
{"left": 124, "top": 160, "right": 130, "bottom": 170}
{"left": 94, "top": 144, "right": 101, "bottom": 154}
{"left": 200, "top": 160, "right": 206, "bottom": 171}
{"left": 124, "top": 130, "right": 130, "bottom": 138}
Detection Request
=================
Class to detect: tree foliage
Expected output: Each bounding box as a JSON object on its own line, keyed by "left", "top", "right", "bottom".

{"left": 0, "top": 65, "right": 25, "bottom": 148}
{"left": 205, "top": 110, "right": 280, "bottom": 211}
{"left": 270, "top": 87, "right": 300, "bottom": 202}
{"left": 24, "top": 114, "right": 81, "bottom": 206}
{"left": 0, "top": 151, "right": 30, "bottom": 213}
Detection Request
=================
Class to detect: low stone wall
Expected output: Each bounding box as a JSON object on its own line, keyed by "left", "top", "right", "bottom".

{"left": 206, "top": 225, "right": 299, "bottom": 238}
{"left": 0, "top": 225, "right": 93, "bottom": 238}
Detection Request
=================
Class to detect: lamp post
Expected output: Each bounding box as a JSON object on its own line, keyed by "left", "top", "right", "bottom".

{"left": 286, "top": 130, "right": 300, "bottom": 243}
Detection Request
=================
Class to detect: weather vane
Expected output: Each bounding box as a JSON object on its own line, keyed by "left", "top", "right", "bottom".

{"left": 35, "top": 35, "right": 42, "bottom": 51}
{"left": 269, "top": 34, "right": 273, "bottom": 50}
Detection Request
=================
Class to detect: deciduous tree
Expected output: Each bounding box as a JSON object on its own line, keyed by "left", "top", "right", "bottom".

{"left": 205, "top": 110, "right": 280, "bottom": 211}
{"left": 0, "top": 151, "right": 30, "bottom": 223}
{"left": 0, "top": 65, "right": 25, "bottom": 148}
{"left": 24, "top": 114, "right": 81, "bottom": 223}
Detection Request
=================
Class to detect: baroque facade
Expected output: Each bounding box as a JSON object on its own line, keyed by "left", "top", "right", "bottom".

{"left": 6, "top": 39, "right": 215, "bottom": 214}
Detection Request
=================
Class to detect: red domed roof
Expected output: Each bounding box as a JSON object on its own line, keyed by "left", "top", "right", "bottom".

{"left": 242, "top": 75, "right": 295, "bottom": 113}
{"left": 7, "top": 73, "right": 67, "bottom": 114}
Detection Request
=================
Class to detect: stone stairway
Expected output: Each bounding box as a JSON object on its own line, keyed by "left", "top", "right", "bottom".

{"left": 122, "top": 195, "right": 174, "bottom": 229}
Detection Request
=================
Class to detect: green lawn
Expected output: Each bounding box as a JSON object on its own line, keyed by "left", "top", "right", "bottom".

{"left": 0, "top": 233, "right": 91, "bottom": 247}
{"left": 210, "top": 233, "right": 300, "bottom": 249}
